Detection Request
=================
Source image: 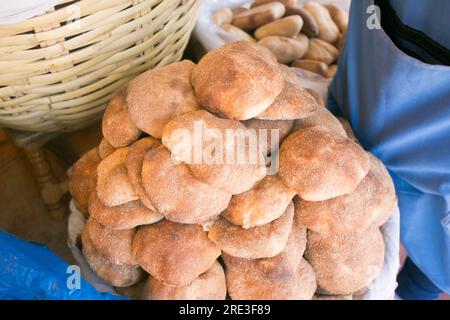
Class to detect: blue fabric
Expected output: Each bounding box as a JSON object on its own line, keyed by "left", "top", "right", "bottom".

{"left": 0, "top": 231, "right": 127, "bottom": 300}
{"left": 397, "top": 257, "right": 442, "bottom": 300}
{"left": 328, "top": 0, "right": 450, "bottom": 294}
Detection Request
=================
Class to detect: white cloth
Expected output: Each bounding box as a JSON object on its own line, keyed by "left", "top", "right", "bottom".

{"left": 0, "top": 0, "right": 58, "bottom": 24}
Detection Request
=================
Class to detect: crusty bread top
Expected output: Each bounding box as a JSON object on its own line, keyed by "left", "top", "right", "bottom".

{"left": 98, "top": 138, "right": 116, "bottom": 159}
{"left": 191, "top": 42, "right": 284, "bottom": 120}
{"left": 279, "top": 126, "right": 370, "bottom": 201}
{"left": 292, "top": 107, "right": 347, "bottom": 137}
{"left": 132, "top": 219, "right": 221, "bottom": 286}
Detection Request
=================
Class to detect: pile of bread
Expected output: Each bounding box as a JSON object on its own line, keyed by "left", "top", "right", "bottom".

{"left": 211, "top": 0, "right": 347, "bottom": 79}
{"left": 70, "top": 41, "right": 397, "bottom": 300}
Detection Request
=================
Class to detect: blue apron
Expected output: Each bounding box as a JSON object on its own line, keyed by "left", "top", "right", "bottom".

{"left": 328, "top": 0, "right": 450, "bottom": 292}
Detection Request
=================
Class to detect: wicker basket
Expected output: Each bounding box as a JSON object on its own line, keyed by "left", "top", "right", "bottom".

{"left": 0, "top": 0, "right": 201, "bottom": 133}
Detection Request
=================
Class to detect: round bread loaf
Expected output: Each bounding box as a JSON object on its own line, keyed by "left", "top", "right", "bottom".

{"left": 96, "top": 148, "right": 138, "bottom": 207}
{"left": 81, "top": 226, "right": 143, "bottom": 287}
{"left": 84, "top": 217, "right": 137, "bottom": 265}
{"left": 88, "top": 192, "right": 162, "bottom": 230}
{"left": 305, "top": 226, "right": 385, "bottom": 295}
{"left": 141, "top": 145, "right": 231, "bottom": 224}
{"left": 70, "top": 147, "right": 101, "bottom": 216}
{"left": 222, "top": 175, "right": 296, "bottom": 229}
{"left": 132, "top": 219, "right": 221, "bottom": 286}
{"left": 292, "top": 107, "right": 347, "bottom": 137}
{"left": 338, "top": 117, "right": 359, "bottom": 143}
{"left": 162, "top": 110, "right": 266, "bottom": 194}
{"left": 219, "top": 41, "right": 278, "bottom": 66}
{"left": 126, "top": 137, "right": 160, "bottom": 210}
{"left": 279, "top": 126, "right": 370, "bottom": 201}
{"left": 208, "top": 201, "right": 294, "bottom": 259}
{"left": 243, "top": 118, "right": 293, "bottom": 155}
{"left": 296, "top": 153, "right": 397, "bottom": 233}
{"left": 256, "top": 65, "right": 318, "bottom": 120}
{"left": 191, "top": 42, "right": 284, "bottom": 120}
{"left": 102, "top": 93, "right": 141, "bottom": 148}
{"left": 126, "top": 60, "right": 199, "bottom": 139}
{"left": 98, "top": 138, "right": 116, "bottom": 159}
{"left": 141, "top": 261, "right": 226, "bottom": 300}
{"left": 305, "top": 88, "right": 325, "bottom": 107}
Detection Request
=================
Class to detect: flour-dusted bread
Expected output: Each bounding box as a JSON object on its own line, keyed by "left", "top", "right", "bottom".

{"left": 102, "top": 93, "right": 141, "bottom": 148}
{"left": 219, "top": 41, "right": 278, "bottom": 66}
{"left": 88, "top": 192, "right": 162, "bottom": 230}
{"left": 306, "top": 226, "right": 385, "bottom": 295}
{"left": 243, "top": 118, "right": 293, "bottom": 155}
{"left": 126, "top": 60, "right": 200, "bottom": 139}
{"left": 296, "top": 153, "right": 397, "bottom": 233}
{"left": 256, "top": 65, "right": 318, "bottom": 120}
{"left": 98, "top": 138, "right": 116, "bottom": 159}
{"left": 126, "top": 137, "right": 160, "bottom": 210}
{"left": 292, "top": 107, "right": 347, "bottom": 137}
{"left": 191, "top": 42, "right": 284, "bottom": 120}
{"left": 305, "top": 88, "right": 325, "bottom": 107}
{"left": 96, "top": 148, "right": 138, "bottom": 207}
{"left": 70, "top": 147, "right": 101, "bottom": 216}
{"left": 222, "top": 175, "right": 296, "bottom": 229}
{"left": 279, "top": 126, "right": 370, "bottom": 201}
{"left": 141, "top": 146, "right": 231, "bottom": 224}
{"left": 208, "top": 202, "right": 294, "bottom": 259}
{"left": 133, "top": 219, "right": 221, "bottom": 286}
{"left": 313, "top": 294, "right": 353, "bottom": 300}
{"left": 84, "top": 217, "right": 137, "bottom": 265}
{"left": 162, "top": 110, "right": 266, "bottom": 194}
{"left": 81, "top": 227, "right": 143, "bottom": 287}
{"left": 338, "top": 117, "right": 358, "bottom": 143}
{"left": 141, "top": 261, "right": 226, "bottom": 300}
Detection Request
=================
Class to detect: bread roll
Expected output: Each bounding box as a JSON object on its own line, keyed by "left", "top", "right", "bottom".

{"left": 296, "top": 153, "right": 396, "bottom": 233}
{"left": 98, "top": 138, "right": 116, "bottom": 159}
{"left": 279, "top": 126, "right": 370, "bottom": 201}
{"left": 162, "top": 110, "right": 266, "bottom": 194}
{"left": 258, "top": 36, "right": 308, "bottom": 64}
{"left": 303, "top": 38, "right": 339, "bottom": 65}
{"left": 303, "top": 2, "right": 340, "bottom": 44}
{"left": 70, "top": 147, "right": 101, "bottom": 216}
{"left": 96, "top": 148, "right": 138, "bottom": 207}
{"left": 102, "top": 93, "right": 141, "bottom": 148}
{"left": 88, "top": 192, "right": 162, "bottom": 230}
{"left": 141, "top": 261, "right": 226, "bottom": 300}
{"left": 222, "top": 175, "right": 296, "bottom": 228}
{"left": 208, "top": 202, "right": 294, "bottom": 259}
{"left": 127, "top": 60, "right": 199, "bottom": 139}
{"left": 219, "top": 40, "right": 278, "bottom": 65}
{"left": 126, "top": 137, "right": 160, "bottom": 210}
{"left": 133, "top": 219, "right": 221, "bottom": 286}
{"left": 292, "top": 107, "right": 347, "bottom": 137}
{"left": 254, "top": 15, "right": 303, "bottom": 40}
{"left": 336, "top": 30, "right": 347, "bottom": 50}
{"left": 324, "top": 4, "right": 348, "bottom": 33}
{"left": 192, "top": 43, "right": 283, "bottom": 120}
{"left": 252, "top": 0, "right": 296, "bottom": 7}
{"left": 293, "top": 33, "right": 309, "bottom": 54}
{"left": 291, "top": 59, "right": 328, "bottom": 77}
{"left": 141, "top": 145, "right": 231, "bottom": 224}
{"left": 338, "top": 117, "right": 358, "bottom": 143}
{"left": 305, "top": 88, "right": 325, "bottom": 107}
{"left": 243, "top": 118, "right": 293, "bottom": 155}
{"left": 256, "top": 65, "right": 318, "bottom": 120}
{"left": 313, "top": 294, "right": 353, "bottom": 300}
{"left": 211, "top": 7, "right": 233, "bottom": 26}
{"left": 232, "top": 2, "right": 286, "bottom": 30}
{"left": 306, "top": 226, "right": 385, "bottom": 295}
{"left": 285, "top": 5, "right": 319, "bottom": 37}
{"left": 221, "top": 24, "right": 256, "bottom": 42}
{"left": 327, "top": 64, "right": 337, "bottom": 78}
{"left": 81, "top": 227, "right": 143, "bottom": 287}
{"left": 84, "top": 217, "right": 137, "bottom": 265}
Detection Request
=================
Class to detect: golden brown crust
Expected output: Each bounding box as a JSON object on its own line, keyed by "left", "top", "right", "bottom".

{"left": 279, "top": 126, "right": 370, "bottom": 201}
{"left": 337, "top": 117, "right": 359, "bottom": 143}
{"left": 256, "top": 65, "right": 318, "bottom": 120}
{"left": 141, "top": 145, "right": 232, "bottom": 224}
{"left": 313, "top": 294, "right": 353, "bottom": 300}
{"left": 305, "top": 226, "right": 385, "bottom": 295}
{"left": 132, "top": 219, "right": 221, "bottom": 286}
{"left": 292, "top": 107, "right": 347, "bottom": 137}
{"left": 81, "top": 227, "right": 143, "bottom": 287}
{"left": 305, "top": 88, "right": 325, "bottom": 107}
{"left": 84, "top": 217, "right": 137, "bottom": 265}
{"left": 222, "top": 175, "right": 296, "bottom": 229}
{"left": 96, "top": 148, "right": 138, "bottom": 207}
{"left": 162, "top": 110, "right": 267, "bottom": 194}
{"left": 219, "top": 41, "right": 278, "bottom": 66}
{"left": 296, "top": 153, "right": 397, "bottom": 233}
{"left": 70, "top": 147, "right": 101, "bottom": 216}
{"left": 141, "top": 261, "right": 226, "bottom": 300}
{"left": 191, "top": 42, "right": 284, "bottom": 120}
{"left": 88, "top": 192, "right": 162, "bottom": 230}
{"left": 126, "top": 137, "right": 160, "bottom": 210}
{"left": 102, "top": 93, "right": 141, "bottom": 148}
{"left": 126, "top": 60, "right": 200, "bottom": 139}
{"left": 98, "top": 138, "right": 116, "bottom": 159}
{"left": 208, "top": 202, "right": 294, "bottom": 259}
{"left": 243, "top": 118, "right": 294, "bottom": 155}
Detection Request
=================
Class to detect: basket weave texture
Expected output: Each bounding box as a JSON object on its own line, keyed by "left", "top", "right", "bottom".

{"left": 0, "top": 0, "right": 201, "bottom": 133}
